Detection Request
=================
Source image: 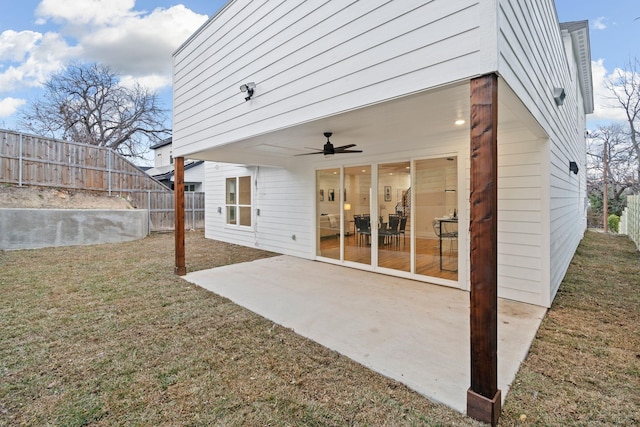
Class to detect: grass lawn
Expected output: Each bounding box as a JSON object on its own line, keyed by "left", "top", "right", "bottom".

{"left": 1, "top": 230, "right": 638, "bottom": 426}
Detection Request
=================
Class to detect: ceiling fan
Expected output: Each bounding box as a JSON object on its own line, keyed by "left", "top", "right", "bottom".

{"left": 295, "top": 132, "right": 363, "bottom": 156}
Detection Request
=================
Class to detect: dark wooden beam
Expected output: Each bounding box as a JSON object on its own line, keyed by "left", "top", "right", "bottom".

{"left": 467, "top": 73, "right": 501, "bottom": 426}
{"left": 174, "top": 156, "right": 186, "bottom": 276}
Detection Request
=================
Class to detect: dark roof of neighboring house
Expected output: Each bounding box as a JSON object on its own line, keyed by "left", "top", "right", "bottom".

{"left": 184, "top": 160, "right": 205, "bottom": 171}
{"left": 150, "top": 137, "right": 172, "bottom": 150}
{"left": 154, "top": 171, "right": 174, "bottom": 181}
{"left": 146, "top": 160, "right": 205, "bottom": 181}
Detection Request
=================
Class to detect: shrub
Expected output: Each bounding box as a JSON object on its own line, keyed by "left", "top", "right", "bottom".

{"left": 608, "top": 214, "right": 620, "bottom": 233}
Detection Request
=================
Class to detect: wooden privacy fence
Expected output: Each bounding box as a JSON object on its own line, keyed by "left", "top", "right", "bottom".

{"left": 620, "top": 194, "right": 640, "bottom": 251}
{"left": 129, "top": 190, "right": 205, "bottom": 231}
{"left": 1, "top": 130, "right": 205, "bottom": 232}
{"left": 0, "top": 130, "right": 168, "bottom": 193}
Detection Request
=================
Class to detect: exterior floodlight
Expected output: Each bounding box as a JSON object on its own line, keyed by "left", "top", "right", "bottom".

{"left": 553, "top": 87, "right": 566, "bottom": 106}
{"left": 239, "top": 82, "right": 256, "bottom": 101}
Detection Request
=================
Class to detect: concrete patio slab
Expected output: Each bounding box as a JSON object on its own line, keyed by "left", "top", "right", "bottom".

{"left": 184, "top": 255, "right": 546, "bottom": 414}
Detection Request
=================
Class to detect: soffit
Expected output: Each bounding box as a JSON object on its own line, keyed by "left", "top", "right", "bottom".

{"left": 188, "top": 80, "right": 544, "bottom": 167}
{"left": 560, "top": 20, "right": 594, "bottom": 114}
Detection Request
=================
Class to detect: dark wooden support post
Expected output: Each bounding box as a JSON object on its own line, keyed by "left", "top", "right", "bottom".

{"left": 467, "top": 73, "right": 501, "bottom": 426}
{"left": 174, "top": 156, "right": 187, "bottom": 276}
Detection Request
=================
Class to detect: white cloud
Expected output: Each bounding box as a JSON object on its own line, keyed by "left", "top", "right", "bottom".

{"left": 27, "top": 0, "right": 209, "bottom": 89}
{"left": 589, "top": 59, "right": 633, "bottom": 123}
{"left": 119, "top": 73, "right": 172, "bottom": 92}
{"left": 592, "top": 17, "right": 607, "bottom": 31}
{"left": 0, "top": 30, "right": 43, "bottom": 62}
{"left": 0, "top": 31, "right": 80, "bottom": 93}
{"left": 36, "top": 0, "right": 138, "bottom": 27}
{"left": 0, "top": 97, "right": 27, "bottom": 117}
{"left": 81, "top": 5, "right": 208, "bottom": 77}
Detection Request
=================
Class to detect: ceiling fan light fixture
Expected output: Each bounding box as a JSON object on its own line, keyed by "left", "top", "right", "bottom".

{"left": 322, "top": 132, "right": 335, "bottom": 156}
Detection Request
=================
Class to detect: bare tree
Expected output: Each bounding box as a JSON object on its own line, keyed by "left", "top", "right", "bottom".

{"left": 20, "top": 62, "right": 170, "bottom": 158}
{"left": 605, "top": 57, "right": 640, "bottom": 182}
{"left": 587, "top": 124, "right": 637, "bottom": 227}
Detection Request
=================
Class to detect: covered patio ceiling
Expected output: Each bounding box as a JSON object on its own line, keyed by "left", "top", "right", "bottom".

{"left": 185, "top": 79, "right": 546, "bottom": 167}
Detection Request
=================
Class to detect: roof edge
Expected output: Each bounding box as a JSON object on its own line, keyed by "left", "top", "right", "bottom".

{"left": 173, "top": 0, "right": 235, "bottom": 57}
{"left": 560, "top": 20, "right": 594, "bottom": 114}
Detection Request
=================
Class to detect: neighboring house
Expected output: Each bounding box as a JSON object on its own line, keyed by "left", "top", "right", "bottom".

{"left": 145, "top": 137, "right": 205, "bottom": 191}
{"left": 172, "top": 0, "right": 592, "bottom": 310}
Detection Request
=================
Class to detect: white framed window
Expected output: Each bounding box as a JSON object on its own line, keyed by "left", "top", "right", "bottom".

{"left": 225, "top": 176, "right": 252, "bottom": 226}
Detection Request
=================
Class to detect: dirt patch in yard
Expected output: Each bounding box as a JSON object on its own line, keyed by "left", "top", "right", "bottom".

{"left": 0, "top": 184, "right": 133, "bottom": 209}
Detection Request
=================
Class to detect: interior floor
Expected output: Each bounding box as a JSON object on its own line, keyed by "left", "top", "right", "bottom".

{"left": 319, "top": 233, "right": 458, "bottom": 281}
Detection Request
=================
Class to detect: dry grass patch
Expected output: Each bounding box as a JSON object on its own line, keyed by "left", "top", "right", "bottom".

{"left": 1, "top": 231, "right": 479, "bottom": 426}
{"left": 502, "top": 231, "right": 640, "bottom": 426}
{"left": 1, "top": 230, "right": 637, "bottom": 426}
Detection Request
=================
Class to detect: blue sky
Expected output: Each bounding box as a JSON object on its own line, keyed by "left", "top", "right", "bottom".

{"left": 1, "top": 0, "right": 638, "bottom": 133}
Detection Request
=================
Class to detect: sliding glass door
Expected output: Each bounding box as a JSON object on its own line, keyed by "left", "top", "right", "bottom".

{"left": 344, "top": 166, "right": 371, "bottom": 265}
{"left": 377, "top": 162, "right": 411, "bottom": 272}
{"left": 414, "top": 157, "right": 458, "bottom": 280}
{"left": 316, "top": 168, "right": 340, "bottom": 260}
{"left": 316, "top": 156, "right": 457, "bottom": 282}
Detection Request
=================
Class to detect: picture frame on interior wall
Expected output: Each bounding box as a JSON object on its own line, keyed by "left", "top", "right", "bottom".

{"left": 328, "top": 189, "right": 335, "bottom": 202}
{"left": 319, "top": 189, "right": 324, "bottom": 201}
{"left": 384, "top": 186, "right": 392, "bottom": 202}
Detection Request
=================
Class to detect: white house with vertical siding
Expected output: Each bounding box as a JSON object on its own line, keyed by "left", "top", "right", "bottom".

{"left": 172, "top": 0, "right": 592, "bottom": 308}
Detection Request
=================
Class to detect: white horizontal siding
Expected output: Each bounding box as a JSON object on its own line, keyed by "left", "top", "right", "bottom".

{"left": 204, "top": 162, "right": 314, "bottom": 258}
{"left": 498, "top": 0, "right": 588, "bottom": 306}
{"left": 496, "top": 134, "right": 546, "bottom": 306}
{"left": 173, "top": 0, "right": 497, "bottom": 157}
{"left": 179, "top": 0, "right": 589, "bottom": 308}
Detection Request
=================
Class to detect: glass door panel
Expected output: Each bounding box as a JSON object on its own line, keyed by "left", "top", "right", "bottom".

{"left": 377, "top": 162, "right": 411, "bottom": 272}
{"left": 316, "top": 168, "right": 340, "bottom": 259}
{"left": 414, "top": 157, "right": 458, "bottom": 280}
{"left": 344, "top": 166, "right": 371, "bottom": 265}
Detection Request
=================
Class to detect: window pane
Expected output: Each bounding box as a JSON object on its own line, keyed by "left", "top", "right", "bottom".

{"left": 226, "top": 178, "right": 236, "bottom": 204}
{"left": 316, "top": 168, "right": 340, "bottom": 260}
{"left": 239, "top": 176, "right": 251, "bottom": 205}
{"left": 239, "top": 206, "right": 252, "bottom": 226}
{"left": 344, "top": 166, "right": 371, "bottom": 265}
{"left": 378, "top": 162, "right": 410, "bottom": 272}
{"left": 414, "top": 157, "right": 458, "bottom": 279}
{"left": 227, "top": 206, "right": 236, "bottom": 225}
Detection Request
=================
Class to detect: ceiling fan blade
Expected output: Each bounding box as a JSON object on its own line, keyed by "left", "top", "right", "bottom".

{"left": 333, "top": 144, "right": 356, "bottom": 150}
{"left": 335, "top": 149, "right": 363, "bottom": 154}
{"left": 294, "top": 151, "right": 325, "bottom": 156}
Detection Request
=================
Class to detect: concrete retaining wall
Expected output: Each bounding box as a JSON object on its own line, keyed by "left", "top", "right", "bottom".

{"left": 0, "top": 209, "right": 149, "bottom": 250}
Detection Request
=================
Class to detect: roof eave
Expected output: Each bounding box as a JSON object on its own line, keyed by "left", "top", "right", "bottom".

{"left": 560, "top": 20, "right": 594, "bottom": 114}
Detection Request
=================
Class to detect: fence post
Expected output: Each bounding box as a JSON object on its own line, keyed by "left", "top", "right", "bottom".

{"left": 192, "top": 191, "right": 196, "bottom": 231}
{"left": 627, "top": 195, "right": 640, "bottom": 251}
{"left": 18, "top": 133, "right": 23, "bottom": 187}
{"left": 108, "top": 149, "right": 112, "bottom": 196}
{"left": 147, "top": 190, "right": 152, "bottom": 235}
